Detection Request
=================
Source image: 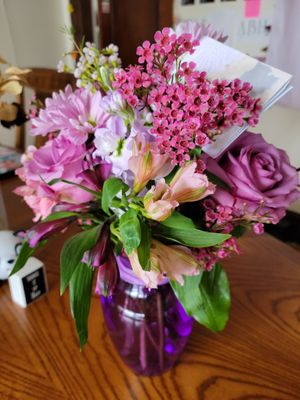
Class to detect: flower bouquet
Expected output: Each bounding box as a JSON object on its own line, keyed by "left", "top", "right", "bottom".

{"left": 11, "top": 23, "right": 299, "bottom": 375}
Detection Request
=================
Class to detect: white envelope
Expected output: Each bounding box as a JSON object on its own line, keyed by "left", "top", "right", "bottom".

{"left": 184, "top": 37, "right": 292, "bottom": 158}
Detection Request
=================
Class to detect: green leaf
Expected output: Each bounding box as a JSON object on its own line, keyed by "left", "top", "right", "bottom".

{"left": 170, "top": 264, "right": 230, "bottom": 332}
{"left": 43, "top": 211, "right": 78, "bottom": 222}
{"left": 161, "top": 212, "right": 196, "bottom": 229}
{"left": 154, "top": 223, "right": 230, "bottom": 248}
{"left": 60, "top": 225, "right": 101, "bottom": 294}
{"left": 69, "top": 262, "right": 94, "bottom": 349}
{"left": 9, "top": 241, "right": 35, "bottom": 276}
{"left": 190, "top": 147, "right": 202, "bottom": 158}
{"left": 206, "top": 172, "right": 231, "bottom": 191}
{"left": 137, "top": 219, "right": 151, "bottom": 271}
{"left": 101, "top": 177, "right": 128, "bottom": 215}
{"left": 119, "top": 208, "right": 141, "bottom": 254}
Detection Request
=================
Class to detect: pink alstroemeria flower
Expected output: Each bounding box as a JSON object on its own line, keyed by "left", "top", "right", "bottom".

{"left": 169, "top": 161, "right": 215, "bottom": 203}
{"left": 127, "top": 240, "right": 200, "bottom": 288}
{"left": 129, "top": 146, "right": 173, "bottom": 193}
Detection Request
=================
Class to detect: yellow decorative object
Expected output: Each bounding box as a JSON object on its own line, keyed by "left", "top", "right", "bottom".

{"left": 67, "top": 2, "right": 74, "bottom": 14}
{"left": 0, "top": 60, "right": 29, "bottom": 122}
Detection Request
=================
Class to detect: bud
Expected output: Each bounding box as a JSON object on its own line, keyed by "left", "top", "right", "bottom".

{"left": 144, "top": 179, "right": 178, "bottom": 221}
{"left": 27, "top": 217, "right": 75, "bottom": 248}
{"left": 95, "top": 250, "right": 119, "bottom": 296}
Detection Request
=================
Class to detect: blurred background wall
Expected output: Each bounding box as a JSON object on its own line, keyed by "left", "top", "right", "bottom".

{"left": 0, "top": 0, "right": 72, "bottom": 148}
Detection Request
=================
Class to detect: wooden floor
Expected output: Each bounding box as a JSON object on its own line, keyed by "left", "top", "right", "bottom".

{"left": 1, "top": 176, "right": 300, "bottom": 400}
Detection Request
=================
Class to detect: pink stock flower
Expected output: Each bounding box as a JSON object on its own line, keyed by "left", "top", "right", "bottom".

{"left": 204, "top": 131, "right": 300, "bottom": 224}
{"left": 127, "top": 240, "right": 200, "bottom": 288}
{"left": 15, "top": 136, "right": 98, "bottom": 220}
{"left": 169, "top": 161, "right": 215, "bottom": 203}
{"left": 93, "top": 115, "right": 127, "bottom": 158}
{"left": 31, "top": 85, "right": 109, "bottom": 144}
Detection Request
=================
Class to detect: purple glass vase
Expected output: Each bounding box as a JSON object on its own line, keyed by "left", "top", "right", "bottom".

{"left": 100, "top": 256, "right": 193, "bottom": 376}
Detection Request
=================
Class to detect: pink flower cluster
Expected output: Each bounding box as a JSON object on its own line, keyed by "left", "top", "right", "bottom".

{"left": 204, "top": 200, "right": 234, "bottom": 233}
{"left": 113, "top": 28, "right": 261, "bottom": 165}
{"left": 196, "top": 197, "right": 267, "bottom": 270}
{"left": 149, "top": 76, "right": 260, "bottom": 166}
{"left": 195, "top": 238, "right": 240, "bottom": 271}
{"left": 203, "top": 197, "right": 265, "bottom": 235}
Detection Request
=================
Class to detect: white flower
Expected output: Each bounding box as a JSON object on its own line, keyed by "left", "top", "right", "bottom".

{"left": 108, "top": 137, "right": 134, "bottom": 177}
{"left": 94, "top": 116, "right": 127, "bottom": 158}
{"left": 57, "top": 60, "right": 65, "bottom": 73}
{"left": 107, "top": 44, "right": 119, "bottom": 53}
{"left": 98, "top": 55, "right": 107, "bottom": 66}
{"left": 100, "top": 91, "right": 127, "bottom": 114}
{"left": 74, "top": 68, "right": 81, "bottom": 78}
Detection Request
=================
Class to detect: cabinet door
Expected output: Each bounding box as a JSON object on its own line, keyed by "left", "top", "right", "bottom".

{"left": 110, "top": 0, "right": 173, "bottom": 66}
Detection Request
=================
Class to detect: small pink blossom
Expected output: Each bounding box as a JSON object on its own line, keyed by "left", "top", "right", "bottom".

{"left": 252, "top": 222, "right": 264, "bottom": 235}
{"left": 136, "top": 41, "right": 153, "bottom": 64}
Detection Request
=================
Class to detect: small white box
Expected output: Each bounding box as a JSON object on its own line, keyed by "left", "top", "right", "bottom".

{"left": 8, "top": 257, "right": 48, "bottom": 308}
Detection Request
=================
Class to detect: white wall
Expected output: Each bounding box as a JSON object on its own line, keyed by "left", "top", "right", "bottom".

{"left": 1, "top": 0, "right": 72, "bottom": 69}
{"left": 0, "top": 0, "right": 72, "bottom": 147}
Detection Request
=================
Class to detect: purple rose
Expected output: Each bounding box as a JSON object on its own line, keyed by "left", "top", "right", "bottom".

{"left": 204, "top": 131, "right": 300, "bottom": 223}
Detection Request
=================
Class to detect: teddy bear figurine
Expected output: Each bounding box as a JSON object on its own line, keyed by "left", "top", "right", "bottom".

{"left": 0, "top": 230, "right": 23, "bottom": 281}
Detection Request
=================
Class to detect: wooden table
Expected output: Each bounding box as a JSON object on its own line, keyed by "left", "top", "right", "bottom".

{"left": 1, "top": 177, "right": 300, "bottom": 400}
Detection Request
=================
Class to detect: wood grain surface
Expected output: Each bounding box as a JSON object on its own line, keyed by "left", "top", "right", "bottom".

{"left": 1, "top": 177, "right": 300, "bottom": 400}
